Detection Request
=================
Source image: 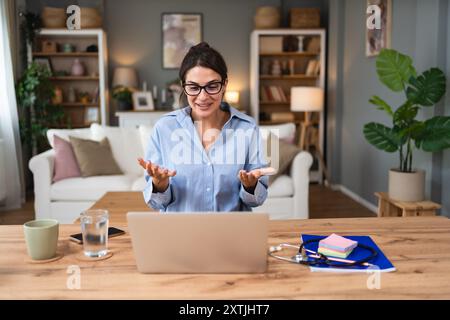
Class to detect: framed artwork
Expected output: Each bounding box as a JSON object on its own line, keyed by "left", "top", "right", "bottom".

{"left": 33, "top": 57, "right": 53, "bottom": 74}
{"left": 366, "top": 0, "right": 392, "bottom": 57}
{"left": 85, "top": 107, "right": 99, "bottom": 124}
{"left": 133, "top": 91, "right": 154, "bottom": 111}
{"left": 162, "top": 13, "right": 202, "bottom": 69}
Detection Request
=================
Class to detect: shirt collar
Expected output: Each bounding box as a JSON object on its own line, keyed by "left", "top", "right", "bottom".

{"left": 175, "top": 102, "right": 251, "bottom": 126}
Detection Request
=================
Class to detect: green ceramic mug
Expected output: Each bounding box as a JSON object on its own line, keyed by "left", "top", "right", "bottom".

{"left": 23, "top": 219, "right": 59, "bottom": 260}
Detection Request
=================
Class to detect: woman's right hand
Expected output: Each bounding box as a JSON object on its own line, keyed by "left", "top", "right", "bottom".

{"left": 138, "top": 158, "right": 176, "bottom": 193}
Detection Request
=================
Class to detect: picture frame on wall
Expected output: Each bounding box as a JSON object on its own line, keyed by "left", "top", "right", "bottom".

{"left": 366, "top": 0, "right": 392, "bottom": 57}
{"left": 133, "top": 91, "right": 154, "bottom": 111}
{"left": 85, "top": 107, "right": 99, "bottom": 125}
{"left": 162, "top": 13, "right": 202, "bottom": 69}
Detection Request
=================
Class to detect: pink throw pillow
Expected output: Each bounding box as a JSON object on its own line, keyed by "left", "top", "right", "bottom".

{"left": 52, "top": 135, "right": 81, "bottom": 182}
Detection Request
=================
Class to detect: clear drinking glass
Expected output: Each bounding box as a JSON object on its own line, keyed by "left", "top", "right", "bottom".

{"left": 80, "top": 209, "right": 109, "bottom": 258}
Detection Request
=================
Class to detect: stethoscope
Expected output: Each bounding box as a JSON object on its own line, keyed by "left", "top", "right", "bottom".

{"left": 269, "top": 239, "right": 378, "bottom": 267}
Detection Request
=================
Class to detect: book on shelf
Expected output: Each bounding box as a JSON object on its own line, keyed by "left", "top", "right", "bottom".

{"left": 270, "top": 112, "right": 295, "bottom": 122}
{"left": 260, "top": 86, "right": 288, "bottom": 102}
{"left": 305, "top": 59, "right": 320, "bottom": 76}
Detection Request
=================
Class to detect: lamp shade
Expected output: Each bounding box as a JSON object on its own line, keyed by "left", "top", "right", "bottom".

{"left": 112, "top": 67, "right": 138, "bottom": 89}
{"left": 224, "top": 91, "right": 240, "bottom": 105}
{"left": 290, "top": 87, "right": 324, "bottom": 112}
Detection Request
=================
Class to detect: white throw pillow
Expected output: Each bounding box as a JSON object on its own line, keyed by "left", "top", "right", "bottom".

{"left": 46, "top": 128, "right": 92, "bottom": 148}
{"left": 138, "top": 125, "right": 154, "bottom": 156}
{"left": 90, "top": 123, "right": 143, "bottom": 176}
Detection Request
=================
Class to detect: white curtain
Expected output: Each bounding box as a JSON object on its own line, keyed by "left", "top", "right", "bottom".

{"left": 0, "top": 0, "right": 24, "bottom": 210}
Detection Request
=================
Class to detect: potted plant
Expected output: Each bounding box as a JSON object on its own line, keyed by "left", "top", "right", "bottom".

{"left": 112, "top": 86, "right": 133, "bottom": 111}
{"left": 363, "top": 49, "right": 449, "bottom": 201}
{"left": 16, "top": 62, "right": 65, "bottom": 155}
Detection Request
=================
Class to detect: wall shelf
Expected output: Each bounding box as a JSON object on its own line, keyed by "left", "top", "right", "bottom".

{"left": 32, "top": 52, "right": 98, "bottom": 57}
{"left": 250, "top": 29, "right": 326, "bottom": 183}
{"left": 28, "top": 28, "right": 109, "bottom": 128}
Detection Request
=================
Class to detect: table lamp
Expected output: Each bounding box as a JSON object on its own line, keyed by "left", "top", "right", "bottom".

{"left": 224, "top": 90, "right": 240, "bottom": 108}
{"left": 290, "top": 86, "right": 329, "bottom": 183}
{"left": 112, "top": 67, "right": 138, "bottom": 90}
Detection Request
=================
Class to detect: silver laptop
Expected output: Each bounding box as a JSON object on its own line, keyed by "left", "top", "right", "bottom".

{"left": 127, "top": 212, "right": 269, "bottom": 274}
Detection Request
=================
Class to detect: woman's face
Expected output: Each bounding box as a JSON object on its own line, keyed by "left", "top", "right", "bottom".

{"left": 184, "top": 66, "right": 227, "bottom": 119}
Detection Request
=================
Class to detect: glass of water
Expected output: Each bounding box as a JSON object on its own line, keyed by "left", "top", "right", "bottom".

{"left": 80, "top": 209, "right": 109, "bottom": 258}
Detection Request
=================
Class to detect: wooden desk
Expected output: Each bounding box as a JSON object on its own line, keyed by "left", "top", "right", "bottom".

{"left": 86, "top": 191, "right": 153, "bottom": 224}
{"left": 2, "top": 216, "right": 450, "bottom": 299}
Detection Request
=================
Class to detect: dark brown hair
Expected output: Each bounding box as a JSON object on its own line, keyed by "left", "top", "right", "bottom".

{"left": 178, "top": 42, "right": 228, "bottom": 84}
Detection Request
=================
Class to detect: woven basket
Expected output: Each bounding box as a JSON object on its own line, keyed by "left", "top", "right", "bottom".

{"left": 80, "top": 7, "right": 102, "bottom": 28}
{"left": 42, "top": 7, "right": 66, "bottom": 28}
{"left": 254, "top": 6, "right": 281, "bottom": 29}
{"left": 290, "top": 8, "right": 321, "bottom": 28}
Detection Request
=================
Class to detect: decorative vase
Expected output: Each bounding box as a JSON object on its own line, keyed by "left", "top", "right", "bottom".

{"left": 117, "top": 100, "right": 132, "bottom": 111}
{"left": 68, "top": 87, "right": 76, "bottom": 103}
{"left": 63, "top": 43, "right": 75, "bottom": 53}
{"left": 297, "top": 36, "right": 305, "bottom": 52}
{"left": 71, "top": 59, "right": 85, "bottom": 76}
{"left": 388, "top": 169, "right": 425, "bottom": 202}
{"left": 52, "top": 86, "right": 63, "bottom": 105}
{"left": 271, "top": 60, "right": 282, "bottom": 76}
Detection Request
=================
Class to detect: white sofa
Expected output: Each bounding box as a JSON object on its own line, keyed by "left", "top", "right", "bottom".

{"left": 29, "top": 123, "right": 312, "bottom": 223}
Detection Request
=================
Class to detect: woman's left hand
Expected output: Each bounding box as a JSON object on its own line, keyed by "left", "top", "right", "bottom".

{"left": 238, "top": 169, "right": 262, "bottom": 190}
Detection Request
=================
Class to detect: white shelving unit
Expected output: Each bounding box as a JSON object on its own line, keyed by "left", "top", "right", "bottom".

{"left": 28, "top": 28, "right": 109, "bottom": 127}
{"left": 250, "top": 29, "right": 326, "bottom": 183}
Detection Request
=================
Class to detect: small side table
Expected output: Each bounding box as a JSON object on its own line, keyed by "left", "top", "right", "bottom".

{"left": 375, "top": 192, "right": 441, "bottom": 217}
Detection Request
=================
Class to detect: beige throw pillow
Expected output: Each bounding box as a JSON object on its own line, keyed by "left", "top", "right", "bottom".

{"left": 69, "top": 136, "right": 123, "bottom": 177}
{"left": 268, "top": 137, "right": 302, "bottom": 185}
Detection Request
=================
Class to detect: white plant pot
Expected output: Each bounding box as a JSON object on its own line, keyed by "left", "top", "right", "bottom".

{"left": 388, "top": 169, "right": 425, "bottom": 202}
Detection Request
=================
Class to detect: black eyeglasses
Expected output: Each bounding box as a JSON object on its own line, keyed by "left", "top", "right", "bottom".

{"left": 182, "top": 81, "right": 224, "bottom": 96}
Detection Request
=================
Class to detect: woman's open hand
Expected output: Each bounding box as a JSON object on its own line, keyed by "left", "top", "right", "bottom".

{"left": 238, "top": 169, "right": 262, "bottom": 192}
{"left": 138, "top": 158, "right": 176, "bottom": 193}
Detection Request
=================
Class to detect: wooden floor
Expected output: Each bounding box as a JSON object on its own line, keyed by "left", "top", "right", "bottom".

{"left": 0, "top": 185, "right": 375, "bottom": 225}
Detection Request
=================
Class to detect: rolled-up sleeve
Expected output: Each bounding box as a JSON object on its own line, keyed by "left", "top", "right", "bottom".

{"left": 239, "top": 126, "right": 268, "bottom": 207}
{"left": 142, "top": 124, "right": 173, "bottom": 210}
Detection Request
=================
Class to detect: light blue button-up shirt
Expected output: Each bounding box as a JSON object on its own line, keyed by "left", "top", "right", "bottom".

{"left": 142, "top": 104, "right": 268, "bottom": 212}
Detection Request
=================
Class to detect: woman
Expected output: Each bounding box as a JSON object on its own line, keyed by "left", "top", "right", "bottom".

{"left": 138, "top": 42, "right": 268, "bottom": 211}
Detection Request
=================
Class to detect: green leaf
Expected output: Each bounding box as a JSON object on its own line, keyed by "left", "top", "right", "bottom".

{"left": 376, "top": 49, "right": 417, "bottom": 92}
{"left": 363, "top": 122, "right": 400, "bottom": 152}
{"left": 369, "top": 95, "right": 393, "bottom": 117}
{"left": 415, "top": 116, "right": 450, "bottom": 152}
{"left": 393, "top": 100, "right": 418, "bottom": 127}
{"left": 406, "top": 68, "right": 446, "bottom": 106}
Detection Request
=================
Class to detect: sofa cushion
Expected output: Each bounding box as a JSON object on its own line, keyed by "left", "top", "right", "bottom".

{"left": 267, "top": 175, "right": 294, "bottom": 198}
{"left": 70, "top": 136, "right": 123, "bottom": 177}
{"left": 52, "top": 135, "right": 81, "bottom": 182}
{"left": 269, "top": 138, "right": 302, "bottom": 185}
{"left": 50, "top": 174, "right": 138, "bottom": 201}
{"left": 91, "top": 123, "right": 144, "bottom": 176}
{"left": 259, "top": 123, "right": 296, "bottom": 144}
{"left": 47, "top": 128, "right": 92, "bottom": 148}
{"left": 138, "top": 125, "right": 154, "bottom": 155}
{"left": 131, "top": 176, "right": 146, "bottom": 191}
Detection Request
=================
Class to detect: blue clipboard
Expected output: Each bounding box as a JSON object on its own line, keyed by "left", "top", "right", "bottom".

{"left": 301, "top": 234, "right": 396, "bottom": 273}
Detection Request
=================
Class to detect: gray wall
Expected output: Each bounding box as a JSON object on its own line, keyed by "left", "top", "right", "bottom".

{"left": 442, "top": 0, "right": 450, "bottom": 217}
{"left": 103, "top": 0, "right": 328, "bottom": 121}
{"left": 328, "top": 0, "right": 450, "bottom": 216}
{"left": 26, "top": 0, "right": 328, "bottom": 123}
